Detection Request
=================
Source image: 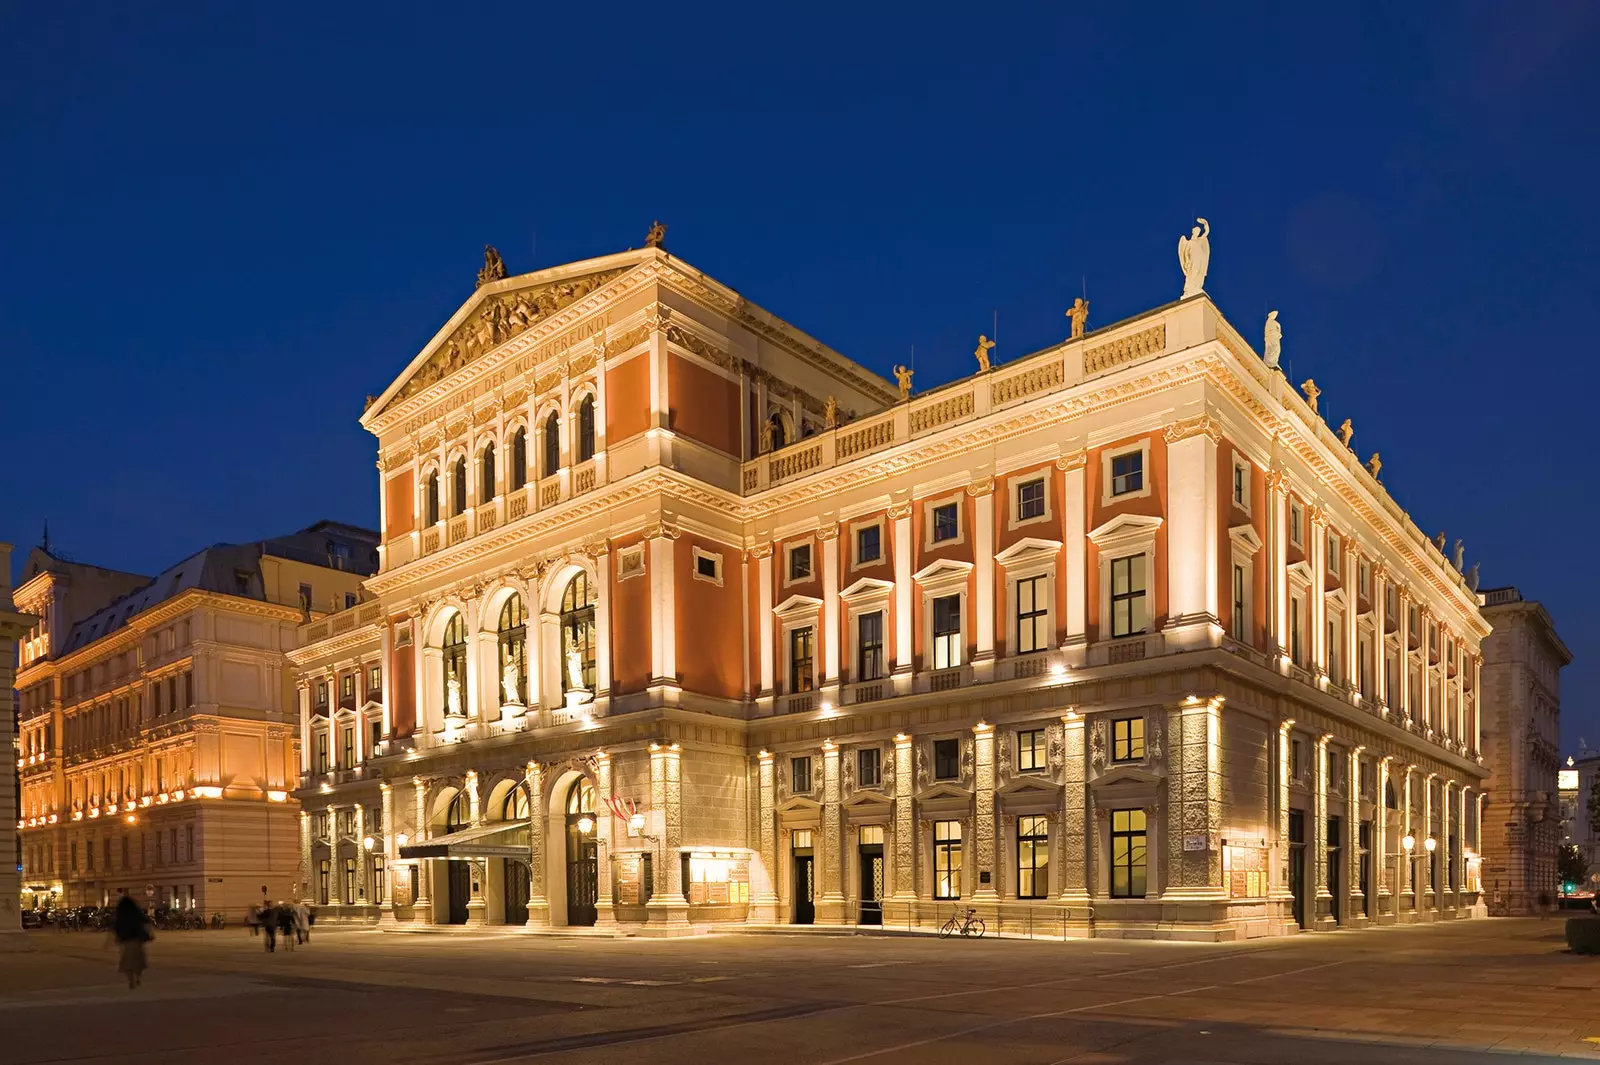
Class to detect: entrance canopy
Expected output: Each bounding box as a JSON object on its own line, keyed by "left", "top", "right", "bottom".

{"left": 399, "top": 821, "right": 530, "bottom": 861}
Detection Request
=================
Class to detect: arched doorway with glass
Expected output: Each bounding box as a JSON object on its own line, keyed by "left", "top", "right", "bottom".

{"left": 559, "top": 574, "right": 596, "bottom": 701}
{"left": 501, "top": 786, "right": 531, "bottom": 926}
{"left": 497, "top": 594, "right": 527, "bottom": 710}
{"left": 565, "top": 778, "right": 599, "bottom": 927}
{"left": 444, "top": 793, "right": 471, "bottom": 925}
{"left": 441, "top": 613, "right": 468, "bottom": 726}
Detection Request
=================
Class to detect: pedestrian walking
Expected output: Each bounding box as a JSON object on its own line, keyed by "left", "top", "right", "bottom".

{"left": 293, "top": 901, "right": 310, "bottom": 946}
{"left": 245, "top": 902, "right": 261, "bottom": 937}
{"left": 111, "top": 895, "right": 152, "bottom": 990}
{"left": 276, "top": 902, "right": 296, "bottom": 951}
{"left": 262, "top": 904, "right": 278, "bottom": 952}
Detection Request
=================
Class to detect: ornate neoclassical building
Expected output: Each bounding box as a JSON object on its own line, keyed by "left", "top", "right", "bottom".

{"left": 294, "top": 232, "right": 1489, "bottom": 940}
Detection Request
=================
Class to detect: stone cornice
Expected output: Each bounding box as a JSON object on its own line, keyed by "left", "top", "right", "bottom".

{"left": 286, "top": 623, "right": 384, "bottom": 666}
{"left": 49, "top": 590, "right": 302, "bottom": 675}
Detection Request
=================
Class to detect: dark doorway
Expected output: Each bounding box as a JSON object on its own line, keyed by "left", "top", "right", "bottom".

{"left": 1326, "top": 816, "right": 1342, "bottom": 925}
{"left": 1288, "top": 810, "right": 1307, "bottom": 929}
{"left": 446, "top": 861, "right": 470, "bottom": 925}
{"left": 1358, "top": 820, "right": 1372, "bottom": 917}
{"left": 565, "top": 779, "right": 598, "bottom": 927}
{"left": 503, "top": 860, "right": 530, "bottom": 926}
{"left": 859, "top": 831, "right": 884, "bottom": 926}
{"left": 792, "top": 831, "right": 815, "bottom": 925}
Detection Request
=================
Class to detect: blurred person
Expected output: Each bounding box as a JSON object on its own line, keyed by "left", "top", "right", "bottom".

{"left": 111, "top": 895, "right": 152, "bottom": 990}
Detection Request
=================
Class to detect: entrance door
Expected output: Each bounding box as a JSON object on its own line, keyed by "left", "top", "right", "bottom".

{"left": 1326, "top": 816, "right": 1342, "bottom": 925}
{"left": 1288, "top": 810, "right": 1307, "bottom": 929}
{"left": 447, "top": 861, "right": 471, "bottom": 925}
{"left": 858, "top": 834, "right": 884, "bottom": 926}
{"left": 565, "top": 779, "right": 598, "bottom": 927}
{"left": 792, "top": 831, "right": 815, "bottom": 925}
{"left": 503, "top": 860, "right": 530, "bottom": 926}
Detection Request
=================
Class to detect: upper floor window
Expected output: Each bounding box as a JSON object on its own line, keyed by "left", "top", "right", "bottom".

{"left": 790, "top": 756, "right": 812, "bottom": 794}
{"left": 933, "top": 738, "right": 961, "bottom": 781}
{"left": 1017, "top": 479, "right": 1045, "bottom": 521}
{"left": 932, "top": 594, "right": 962, "bottom": 670}
{"left": 511, "top": 427, "right": 528, "bottom": 490}
{"left": 1017, "top": 728, "right": 1046, "bottom": 772}
{"left": 1231, "top": 563, "right": 1248, "bottom": 641}
{"left": 788, "top": 544, "right": 812, "bottom": 582}
{"left": 340, "top": 726, "right": 354, "bottom": 770}
{"left": 1110, "top": 451, "right": 1143, "bottom": 497}
{"left": 426, "top": 471, "right": 441, "bottom": 525}
{"left": 451, "top": 457, "right": 468, "bottom": 516}
{"left": 1112, "top": 717, "right": 1145, "bottom": 762}
{"left": 788, "top": 626, "right": 815, "bottom": 694}
{"left": 559, "top": 574, "right": 597, "bottom": 693}
{"left": 1015, "top": 575, "right": 1049, "bottom": 654}
{"left": 344, "top": 592, "right": 357, "bottom": 609}
{"left": 1289, "top": 501, "right": 1304, "bottom": 547}
{"left": 856, "top": 611, "right": 884, "bottom": 681}
{"left": 1327, "top": 532, "right": 1340, "bottom": 575}
{"left": 1232, "top": 459, "right": 1250, "bottom": 511}
{"left": 314, "top": 681, "right": 328, "bottom": 710}
{"left": 481, "top": 443, "right": 497, "bottom": 501}
{"left": 498, "top": 594, "right": 527, "bottom": 705}
{"left": 366, "top": 664, "right": 381, "bottom": 698}
{"left": 577, "top": 396, "right": 596, "bottom": 462}
{"left": 442, "top": 613, "right": 467, "bottom": 715}
{"left": 340, "top": 674, "right": 355, "bottom": 702}
{"left": 765, "top": 413, "right": 787, "bottom": 452}
{"left": 856, "top": 525, "right": 881, "bottom": 565}
{"left": 931, "top": 503, "right": 959, "bottom": 543}
{"left": 1110, "top": 555, "right": 1147, "bottom": 638}
{"left": 542, "top": 412, "right": 561, "bottom": 477}
{"left": 857, "top": 747, "right": 881, "bottom": 788}
{"left": 1358, "top": 560, "right": 1371, "bottom": 599}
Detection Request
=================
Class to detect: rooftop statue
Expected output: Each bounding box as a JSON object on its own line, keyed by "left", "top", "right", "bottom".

{"left": 1300, "top": 378, "right": 1320, "bottom": 414}
{"left": 476, "top": 245, "right": 507, "bottom": 288}
{"left": 1338, "top": 418, "right": 1354, "bottom": 447}
{"left": 1467, "top": 563, "right": 1480, "bottom": 593}
{"left": 1367, "top": 452, "right": 1382, "bottom": 479}
{"left": 1066, "top": 297, "right": 1090, "bottom": 340}
{"left": 645, "top": 220, "right": 667, "bottom": 248}
{"left": 974, "top": 335, "right": 995, "bottom": 373}
{"left": 1453, "top": 539, "right": 1466, "bottom": 573}
{"left": 824, "top": 395, "right": 839, "bottom": 428}
{"left": 893, "top": 364, "right": 913, "bottom": 401}
{"left": 1263, "top": 310, "right": 1282, "bottom": 369}
{"left": 1178, "top": 217, "right": 1211, "bottom": 298}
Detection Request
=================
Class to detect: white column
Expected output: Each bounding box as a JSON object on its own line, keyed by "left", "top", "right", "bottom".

{"left": 1347, "top": 746, "right": 1364, "bottom": 923}
{"left": 1372, "top": 565, "right": 1389, "bottom": 711}
{"left": 649, "top": 527, "right": 678, "bottom": 688}
{"left": 1312, "top": 734, "right": 1332, "bottom": 928}
{"left": 891, "top": 733, "right": 915, "bottom": 901}
{"left": 327, "top": 804, "right": 343, "bottom": 906}
{"left": 1163, "top": 420, "right": 1220, "bottom": 650}
{"left": 1376, "top": 756, "right": 1392, "bottom": 918}
{"left": 379, "top": 623, "right": 393, "bottom": 739}
{"left": 354, "top": 804, "right": 368, "bottom": 906}
{"left": 379, "top": 783, "right": 395, "bottom": 914}
{"left": 817, "top": 741, "right": 846, "bottom": 923}
{"left": 821, "top": 525, "right": 841, "bottom": 696}
{"left": 1267, "top": 470, "right": 1289, "bottom": 669}
{"left": 748, "top": 751, "right": 778, "bottom": 923}
{"left": 297, "top": 685, "right": 312, "bottom": 776}
{"left": 1401, "top": 766, "right": 1415, "bottom": 914}
{"left": 1344, "top": 545, "right": 1360, "bottom": 701}
{"left": 1059, "top": 453, "right": 1088, "bottom": 663}
{"left": 411, "top": 777, "right": 430, "bottom": 923}
{"left": 1397, "top": 588, "right": 1413, "bottom": 724}
{"left": 891, "top": 502, "right": 913, "bottom": 691}
{"left": 1309, "top": 510, "right": 1328, "bottom": 686}
{"left": 592, "top": 546, "right": 612, "bottom": 697}
{"left": 971, "top": 479, "right": 996, "bottom": 677}
{"left": 972, "top": 723, "right": 998, "bottom": 901}
{"left": 755, "top": 546, "right": 774, "bottom": 699}
{"left": 1471, "top": 656, "right": 1482, "bottom": 755}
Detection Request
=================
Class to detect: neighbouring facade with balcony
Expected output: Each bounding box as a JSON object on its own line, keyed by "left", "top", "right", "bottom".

{"left": 298, "top": 237, "right": 1490, "bottom": 940}
{"left": 14, "top": 523, "right": 376, "bottom": 918}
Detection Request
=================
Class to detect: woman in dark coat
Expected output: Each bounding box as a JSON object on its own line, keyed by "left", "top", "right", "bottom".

{"left": 112, "top": 895, "right": 151, "bottom": 989}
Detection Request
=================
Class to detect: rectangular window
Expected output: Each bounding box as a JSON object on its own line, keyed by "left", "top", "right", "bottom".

{"left": 695, "top": 553, "right": 719, "bottom": 581}
{"left": 933, "top": 738, "right": 960, "bottom": 781}
{"left": 1110, "top": 555, "right": 1147, "bottom": 638}
{"left": 1359, "top": 637, "right": 1372, "bottom": 697}
{"left": 315, "top": 733, "right": 329, "bottom": 775}
{"left": 1232, "top": 564, "right": 1247, "bottom": 641}
{"left": 1015, "top": 575, "right": 1049, "bottom": 654}
{"left": 788, "top": 544, "right": 812, "bottom": 582}
{"left": 1327, "top": 620, "right": 1340, "bottom": 685}
{"left": 933, "top": 820, "right": 962, "bottom": 899}
{"left": 1291, "top": 737, "right": 1306, "bottom": 779}
{"left": 856, "top": 525, "right": 881, "bottom": 565}
{"left": 367, "top": 665, "right": 381, "bottom": 697}
{"left": 931, "top": 502, "right": 959, "bottom": 543}
{"left": 1017, "top": 479, "right": 1045, "bottom": 521}
{"left": 341, "top": 675, "right": 355, "bottom": 700}
{"left": 857, "top": 747, "right": 881, "bottom": 789}
{"left": 1017, "top": 815, "right": 1049, "bottom": 899}
{"left": 1327, "top": 533, "right": 1340, "bottom": 575}
{"left": 1110, "top": 809, "right": 1147, "bottom": 898}
{"left": 932, "top": 594, "right": 962, "bottom": 670}
{"left": 1290, "top": 503, "right": 1304, "bottom": 547}
{"left": 1017, "top": 729, "right": 1045, "bottom": 773}
{"left": 1232, "top": 461, "right": 1249, "bottom": 509}
{"left": 1290, "top": 595, "right": 1304, "bottom": 665}
{"left": 341, "top": 727, "right": 354, "bottom": 770}
{"left": 318, "top": 859, "right": 330, "bottom": 906}
{"left": 790, "top": 756, "right": 812, "bottom": 794}
{"left": 344, "top": 592, "right": 358, "bottom": 609}
{"left": 184, "top": 671, "right": 193, "bottom": 708}
{"left": 185, "top": 825, "right": 194, "bottom": 863}
{"left": 1112, "top": 717, "right": 1145, "bottom": 762}
{"left": 788, "top": 627, "right": 815, "bottom": 694}
{"left": 315, "top": 682, "right": 328, "bottom": 709}
{"left": 369, "top": 718, "right": 381, "bottom": 751}
{"left": 1358, "top": 561, "right": 1371, "bottom": 599}
{"left": 856, "top": 611, "right": 884, "bottom": 681}
{"left": 344, "top": 858, "right": 357, "bottom": 905}
{"left": 1110, "top": 451, "right": 1143, "bottom": 496}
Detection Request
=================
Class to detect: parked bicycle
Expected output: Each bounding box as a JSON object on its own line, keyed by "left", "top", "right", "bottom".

{"left": 939, "top": 906, "right": 986, "bottom": 939}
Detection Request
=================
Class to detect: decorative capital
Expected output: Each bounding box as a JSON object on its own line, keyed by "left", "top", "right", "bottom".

{"left": 887, "top": 501, "right": 913, "bottom": 521}
{"left": 815, "top": 523, "right": 840, "bottom": 542}
{"left": 1265, "top": 467, "right": 1287, "bottom": 493}
{"left": 965, "top": 475, "right": 994, "bottom": 497}
{"left": 1054, "top": 449, "right": 1087, "bottom": 473}
{"left": 1308, "top": 504, "right": 1329, "bottom": 530}
{"left": 746, "top": 542, "right": 774, "bottom": 560}
{"left": 583, "top": 539, "right": 610, "bottom": 559}
{"left": 1163, "top": 413, "right": 1221, "bottom": 445}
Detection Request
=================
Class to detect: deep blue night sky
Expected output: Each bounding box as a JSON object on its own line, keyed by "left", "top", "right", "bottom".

{"left": 3, "top": 3, "right": 1596, "bottom": 744}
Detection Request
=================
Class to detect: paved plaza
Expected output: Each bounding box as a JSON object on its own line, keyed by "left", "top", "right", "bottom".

{"left": 1, "top": 919, "right": 1597, "bottom": 1064}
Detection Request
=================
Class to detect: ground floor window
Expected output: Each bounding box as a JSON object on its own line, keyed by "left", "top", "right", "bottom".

{"left": 933, "top": 820, "right": 962, "bottom": 899}
{"left": 1110, "top": 809, "right": 1147, "bottom": 898}
{"left": 344, "top": 858, "right": 357, "bottom": 904}
{"left": 318, "top": 859, "right": 331, "bottom": 905}
{"left": 1017, "top": 815, "right": 1048, "bottom": 899}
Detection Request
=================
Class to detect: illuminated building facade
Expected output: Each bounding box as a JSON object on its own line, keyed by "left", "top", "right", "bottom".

{"left": 1, "top": 544, "right": 37, "bottom": 949}
{"left": 299, "top": 238, "right": 1489, "bottom": 939}
{"left": 14, "top": 524, "right": 375, "bottom": 918}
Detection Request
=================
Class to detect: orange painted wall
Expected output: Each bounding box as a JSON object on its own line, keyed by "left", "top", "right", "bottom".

{"left": 675, "top": 535, "right": 744, "bottom": 699}
{"left": 839, "top": 513, "right": 893, "bottom": 683}
{"left": 911, "top": 494, "right": 977, "bottom": 669}
{"left": 385, "top": 470, "right": 415, "bottom": 540}
{"left": 994, "top": 463, "right": 1067, "bottom": 655}
{"left": 1084, "top": 434, "right": 1168, "bottom": 642}
{"left": 773, "top": 534, "right": 823, "bottom": 690}
{"left": 667, "top": 354, "right": 742, "bottom": 457}
{"left": 390, "top": 618, "right": 415, "bottom": 737}
{"left": 606, "top": 354, "right": 651, "bottom": 445}
{"left": 610, "top": 538, "right": 652, "bottom": 695}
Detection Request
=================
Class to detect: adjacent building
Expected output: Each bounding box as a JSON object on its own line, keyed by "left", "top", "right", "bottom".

{"left": 1476, "top": 586, "right": 1570, "bottom": 914}
{"left": 294, "top": 238, "right": 1489, "bottom": 941}
{"left": 1, "top": 544, "right": 37, "bottom": 950}
{"left": 1560, "top": 746, "right": 1598, "bottom": 886}
{"left": 14, "top": 523, "right": 377, "bottom": 918}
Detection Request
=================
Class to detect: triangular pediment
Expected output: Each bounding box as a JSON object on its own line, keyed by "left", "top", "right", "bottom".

{"left": 773, "top": 594, "right": 824, "bottom": 620}
{"left": 994, "top": 536, "right": 1063, "bottom": 567}
{"left": 844, "top": 790, "right": 891, "bottom": 808}
{"left": 1088, "top": 513, "right": 1163, "bottom": 549}
{"left": 1228, "top": 524, "right": 1262, "bottom": 554}
{"left": 914, "top": 782, "right": 972, "bottom": 803}
{"left": 1091, "top": 764, "right": 1163, "bottom": 789}
{"left": 912, "top": 558, "right": 974, "bottom": 588}
{"left": 998, "top": 774, "right": 1061, "bottom": 797}
{"left": 840, "top": 577, "right": 895, "bottom": 602}
{"left": 778, "top": 795, "right": 822, "bottom": 815}
{"left": 368, "top": 254, "right": 645, "bottom": 420}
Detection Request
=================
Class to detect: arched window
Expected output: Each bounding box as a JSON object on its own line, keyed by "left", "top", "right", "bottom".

{"left": 767, "top": 413, "right": 787, "bottom": 451}
{"left": 559, "top": 573, "right": 597, "bottom": 693}
{"left": 502, "top": 786, "right": 529, "bottom": 822}
{"left": 426, "top": 471, "right": 441, "bottom": 526}
{"left": 452, "top": 457, "right": 467, "bottom": 516}
{"left": 542, "top": 412, "right": 561, "bottom": 477}
{"left": 481, "top": 443, "right": 497, "bottom": 502}
{"left": 497, "top": 595, "right": 526, "bottom": 705}
{"left": 445, "top": 792, "right": 469, "bottom": 833}
{"left": 577, "top": 395, "right": 596, "bottom": 462}
{"left": 441, "top": 613, "right": 467, "bottom": 718}
{"left": 511, "top": 428, "right": 528, "bottom": 490}
{"left": 566, "top": 777, "right": 596, "bottom": 818}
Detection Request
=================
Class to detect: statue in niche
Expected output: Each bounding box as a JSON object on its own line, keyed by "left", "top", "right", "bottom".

{"left": 477, "top": 245, "right": 507, "bottom": 288}
{"left": 564, "top": 631, "right": 587, "bottom": 692}
{"left": 1177, "top": 217, "right": 1211, "bottom": 298}
{"left": 446, "top": 669, "right": 463, "bottom": 719}
{"left": 501, "top": 659, "right": 521, "bottom": 705}
{"left": 1067, "top": 297, "right": 1090, "bottom": 340}
{"left": 1300, "top": 378, "right": 1320, "bottom": 414}
{"left": 1367, "top": 452, "right": 1382, "bottom": 479}
{"left": 893, "top": 364, "right": 913, "bottom": 401}
{"left": 1263, "top": 310, "right": 1282, "bottom": 369}
{"left": 974, "top": 335, "right": 995, "bottom": 373}
{"left": 1338, "top": 418, "right": 1354, "bottom": 447}
{"left": 1453, "top": 539, "right": 1466, "bottom": 573}
{"left": 824, "top": 395, "right": 838, "bottom": 428}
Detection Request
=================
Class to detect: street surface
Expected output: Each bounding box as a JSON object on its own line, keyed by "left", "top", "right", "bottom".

{"left": 2, "top": 919, "right": 1596, "bottom": 1064}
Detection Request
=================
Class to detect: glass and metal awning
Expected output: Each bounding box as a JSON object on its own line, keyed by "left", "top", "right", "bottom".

{"left": 398, "top": 821, "right": 530, "bottom": 860}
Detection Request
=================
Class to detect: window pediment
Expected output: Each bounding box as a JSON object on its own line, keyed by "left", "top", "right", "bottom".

{"left": 1326, "top": 586, "right": 1349, "bottom": 611}
{"left": 1091, "top": 764, "right": 1164, "bottom": 790}
{"left": 994, "top": 536, "right": 1063, "bottom": 568}
{"left": 997, "top": 774, "right": 1060, "bottom": 797}
{"left": 913, "top": 559, "right": 974, "bottom": 596}
{"left": 777, "top": 795, "right": 822, "bottom": 816}
{"left": 773, "top": 594, "right": 824, "bottom": 621}
{"left": 1228, "top": 523, "right": 1262, "bottom": 555}
{"left": 915, "top": 782, "right": 972, "bottom": 804}
{"left": 1088, "top": 513, "right": 1163, "bottom": 552}
{"left": 1287, "top": 560, "right": 1314, "bottom": 585}
{"left": 840, "top": 577, "right": 895, "bottom": 604}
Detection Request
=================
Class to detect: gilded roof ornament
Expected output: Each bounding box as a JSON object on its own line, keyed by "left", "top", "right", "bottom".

{"left": 1067, "top": 298, "right": 1089, "bottom": 340}
{"left": 893, "top": 365, "right": 913, "bottom": 401}
{"left": 974, "top": 335, "right": 995, "bottom": 373}
{"left": 645, "top": 221, "right": 667, "bottom": 249}
{"left": 476, "top": 245, "right": 507, "bottom": 288}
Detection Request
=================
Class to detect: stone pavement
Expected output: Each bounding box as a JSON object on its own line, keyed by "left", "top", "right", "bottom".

{"left": 1, "top": 918, "right": 1596, "bottom": 1064}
